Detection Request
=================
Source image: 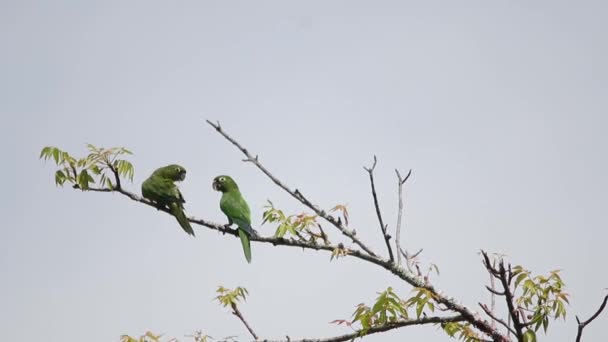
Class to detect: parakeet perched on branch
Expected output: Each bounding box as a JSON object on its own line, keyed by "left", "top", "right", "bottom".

{"left": 141, "top": 164, "right": 194, "bottom": 236}
{"left": 213, "top": 175, "right": 256, "bottom": 263}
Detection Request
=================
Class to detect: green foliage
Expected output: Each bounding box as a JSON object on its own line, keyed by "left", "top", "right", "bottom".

{"left": 330, "top": 244, "right": 349, "bottom": 261}
{"left": 404, "top": 287, "right": 437, "bottom": 318}
{"left": 40, "top": 144, "right": 134, "bottom": 190}
{"left": 341, "top": 286, "right": 483, "bottom": 342}
{"left": 186, "top": 331, "right": 216, "bottom": 342}
{"left": 120, "top": 331, "right": 168, "bottom": 342}
{"left": 215, "top": 286, "right": 249, "bottom": 308}
{"left": 440, "top": 322, "right": 482, "bottom": 342}
{"left": 262, "top": 201, "right": 329, "bottom": 244}
{"left": 334, "top": 287, "right": 444, "bottom": 335}
{"left": 120, "top": 331, "right": 236, "bottom": 342}
{"left": 523, "top": 329, "right": 537, "bottom": 342}
{"left": 349, "top": 287, "right": 409, "bottom": 334}
{"left": 512, "top": 266, "right": 569, "bottom": 334}
{"left": 186, "top": 333, "right": 237, "bottom": 342}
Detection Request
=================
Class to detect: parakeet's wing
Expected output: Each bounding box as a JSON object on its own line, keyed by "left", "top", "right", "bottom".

{"left": 142, "top": 176, "right": 184, "bottom": 204}
{"left": 142, "top": 176, "right": 193, "bottom": 236}
{"left": 220, "top": 191, "right": 255, "bottom": 262}
{"left": 220, "top": 192, "right": 255, "bottom": 236}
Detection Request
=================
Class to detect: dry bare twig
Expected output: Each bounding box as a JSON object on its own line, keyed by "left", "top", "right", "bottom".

{"left": 575, "top": 294, "right": 608, "bottom": 342}
{"left": 58, "top": 121, "right": 512, "bottom": 342}
{"left": 206, "top": 120, "right": 377, "bottom": 258}
{"left": 363, "top": 155, "right": 394, "bottom": 262}
{"left": 231, "top": 303, "right": 259, "bottom": 341}
{"left": 394, "top": 169, "right": 412, "bottom": 266}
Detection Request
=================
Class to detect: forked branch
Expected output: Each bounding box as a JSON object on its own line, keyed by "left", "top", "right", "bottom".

{"left": 206, "top": 120, "right": 377, "bottom": 257}
{"left": 394, "top": 169, "right": 412, "bottom": 266}
{"left": 481, "top": 251, "right": 523, "bottom": 342}
{"left": 47, "top": 121, "right": 512, "bottom": 342}
{"left": 575, "top": 294, "right": 608, "bottom": 342}
{"left": 363, "top": 156, "right": 394, "bottom": 262}
{"left": 206, "top": 121, "right": 508, "bottom": 342}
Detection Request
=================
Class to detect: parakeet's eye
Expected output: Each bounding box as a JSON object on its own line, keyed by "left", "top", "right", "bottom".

{"left": 175, "top": 167, "right": 180, "bottom": 172}
{"left": 219, "top": 177, "right": 226, "bottom": 182}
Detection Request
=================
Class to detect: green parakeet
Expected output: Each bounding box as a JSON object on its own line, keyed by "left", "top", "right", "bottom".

{"left": 141, "top": 164, "right": 194, "bottom": 236}
{"left": 213, "top": 175, "right": 256, "bottom": 263}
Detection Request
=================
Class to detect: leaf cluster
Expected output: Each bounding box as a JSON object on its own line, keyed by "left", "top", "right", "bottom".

{"left": 121, "top": 331, "right": 236, "bottom": 342}
{"left": 405, "top": 287, "right": 437, "bottom": 318}
{"left": 215, "top": 286, "right": 249, "bottom": 308}
{"left": 40, "top": 144, "right": 134, "bottom": 190}
{"left": 440, "top": 322, "right": 481, "bottom": 342}
{"left": 262, "top": 201, "right": 329, "bottom": 244}
{"left": 330, "top": 244, "right": 349, "bottom": 261}
{"left": 120, "top": 332, "right": 173, "bottom": 342}
{"left": 512, "top": 266, "right": 569, "bottom": 338}
{"left": 351, "top": 287, "right": 409, "bottom": 334}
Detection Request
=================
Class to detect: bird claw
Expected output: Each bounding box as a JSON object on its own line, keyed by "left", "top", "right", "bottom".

{"left": 222, "top": 223, "right": 232, "bottom": 234}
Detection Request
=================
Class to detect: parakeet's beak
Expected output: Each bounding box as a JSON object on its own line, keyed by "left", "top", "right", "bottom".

{"left": 179, "top": 170, "right": 186, "bottom": 181}
{"left": 212, "top": 179, "right": 220, "bottom": 191}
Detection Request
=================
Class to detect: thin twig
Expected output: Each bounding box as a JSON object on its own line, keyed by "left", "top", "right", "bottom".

{"left": 261, "top": 315, "right": 465, "bottom": 342}
{"left": 481, "top": 251, "right": 523, "bottom": 342}
{"left": 490, "top": 268, "right": 497, "bottom": 330}
{"left": 64, "top": 122, "right": 512, "bottom": 342}
{"left": 109, "top": 164, "right": 121, "bottom": 190}
{"left": 364, "top": 155, "right": 394, "bottom": 262}
{"left": 394, "top": 169, "right": 412, "bottom": 266}
{"left": 86, "top": 185, "right": 509, "bottom": 341}
{"left": 205, "top": 121, "right": 508, "bottom": 342}
{"left": 206, "top": 120, "right": 378, "bottom": 257}
{"left": 485, "top": 285, "right": 505, "bottom": 296}
{"left": 575, "top": 294, "right": 608, "bottom": 342}
{"left": 231, "top": 303, "right": 259, "bottom": 341}
{"left": 479, "top": 303, "right": 517, "bottom": 335}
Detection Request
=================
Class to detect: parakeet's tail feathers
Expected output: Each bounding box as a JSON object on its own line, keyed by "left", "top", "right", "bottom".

{"left": 170, "top": 203, "right": 195, "bottom": 237}
{"left": 238, "top": 221, "right": 257, "bottom": 237}
{"left": 238, "top": 229, "right": 252, "bottom": 263}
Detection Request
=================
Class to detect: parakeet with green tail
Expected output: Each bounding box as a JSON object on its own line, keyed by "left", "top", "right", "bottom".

{"left": 213, "top": 175, "right": 256, "bottom": 263}
{"left": 141, "top": 164, "right": 194, "bottom": 236}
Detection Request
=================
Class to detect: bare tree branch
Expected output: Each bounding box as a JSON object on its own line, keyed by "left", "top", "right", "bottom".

{"left": 231, "top": 303, "right": 259, "bottom": 341}
{"left": 205, "top": 120, "right": 378, "bottom": 258}
{"left": 94, "top": 190, "right": 507, "bottom": 341}
{"left": 363, "top": 155, "right": 394, "bottom": 262}
{"left": 575, "top": 294, "right": 608, "bottom": 342}
{"left": 204, "top": 121, "right": 509, "bottom": 342}
{"left": 261, "top": 315, "right": 465, "bottom": 342}
{"left": 63, "top": 122, "right": 512, "bottom": 342}
{"left": 481, "top": 251, "right": 523, "bottom": 342}
{"left": 485, "top": 285, "right": 505, "bottom": 296}
{"left": 479, "top": 303, "right": 516, "bottom": 335}
{"left": 394, "top": 169, "right": 412, "bottom": 266}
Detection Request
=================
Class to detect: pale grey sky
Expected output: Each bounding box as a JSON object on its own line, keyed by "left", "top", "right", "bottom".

{"left": 1, "top": 1, "right": 607, "bottom": 341}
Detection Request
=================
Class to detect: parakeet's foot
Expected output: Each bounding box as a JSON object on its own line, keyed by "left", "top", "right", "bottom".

{"left": 222, "top": 223, "right": 233, "bottom": 234}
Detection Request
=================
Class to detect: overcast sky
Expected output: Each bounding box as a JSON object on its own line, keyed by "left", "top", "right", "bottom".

{"left": 2, "top": 1, "right": 607, "bottom": 341}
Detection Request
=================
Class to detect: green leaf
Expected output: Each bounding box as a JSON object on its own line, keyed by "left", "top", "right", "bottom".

{"left": 523, "top": 330, "right": 537, "bottom": 342}
{"left": 54, "top": 170, "right": 66, "bottom": 186}
{"left": 77, "top": 169, "right": 94, "bottom": 190}
{"left": 52, "top": 148, "right": 60, "bottom": 164}
{"left": 515, "top": 272, "right": 528, "bottom": 288}
{"left": 416, "top": 297, "right": 427, "bottom": 318}
{"left": 39, "top": 146, "right": 51, "bottom": 159}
